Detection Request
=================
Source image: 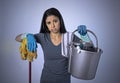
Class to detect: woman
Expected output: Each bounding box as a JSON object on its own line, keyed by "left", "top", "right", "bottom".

{"left": 15, "top": 8, "right": 71, "bottom": 83}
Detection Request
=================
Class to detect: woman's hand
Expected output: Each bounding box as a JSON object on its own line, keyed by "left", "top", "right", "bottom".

{"left": 15, "top": 33, "right": 37, "bottom": 52}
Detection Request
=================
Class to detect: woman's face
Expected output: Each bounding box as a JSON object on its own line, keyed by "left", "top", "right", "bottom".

{"left": 46, "top": 15, "right": 60, "bottom": 33}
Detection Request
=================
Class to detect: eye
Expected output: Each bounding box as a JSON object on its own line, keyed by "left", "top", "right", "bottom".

{"left": 46, "top": 21, "right": 51, "bottom": 25}
{"left": 54, "top": 19, "right": 58, "bottom": 23}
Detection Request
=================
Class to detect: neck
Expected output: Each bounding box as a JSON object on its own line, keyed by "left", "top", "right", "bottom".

{"left": 50, "top": 32, "right": 62, "bottom": 46}
{"left": 50, "top": 32, "right": 61, "bottom": 38}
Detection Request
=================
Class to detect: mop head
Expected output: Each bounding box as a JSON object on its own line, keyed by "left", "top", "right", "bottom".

{"left": 19, "top": 38, "right": 37, "bottom": 62}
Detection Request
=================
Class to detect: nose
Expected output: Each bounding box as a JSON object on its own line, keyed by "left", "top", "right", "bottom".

{"left": 51, "top": 22, "right": 55, "bottom": 28}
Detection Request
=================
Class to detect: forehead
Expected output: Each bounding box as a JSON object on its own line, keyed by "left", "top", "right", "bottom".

{"left": 46, "top": 15, "right": 59, "bottom": 21}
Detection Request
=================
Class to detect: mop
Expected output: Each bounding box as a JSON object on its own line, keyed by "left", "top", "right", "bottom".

{"left": 19, "top": 38, "right": 37, "bottom": 83}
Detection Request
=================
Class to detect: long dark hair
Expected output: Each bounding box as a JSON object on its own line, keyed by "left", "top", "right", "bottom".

{"left": 40, "top": 8, "right": 67, "bottom": 33}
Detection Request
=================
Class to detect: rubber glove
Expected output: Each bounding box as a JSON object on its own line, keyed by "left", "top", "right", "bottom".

{"left": 26, "top": 34, "right": 37, "bottom": 52}
{"left": 77, "top": 25, "right": 87, "bottom": 36}
{"left": 77, "top": 25, "right": 91, "bottom": 42}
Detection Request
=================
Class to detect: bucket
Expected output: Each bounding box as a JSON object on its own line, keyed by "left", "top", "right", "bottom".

{"left": 68, "top": 29, "right": 103, "bottom": 80}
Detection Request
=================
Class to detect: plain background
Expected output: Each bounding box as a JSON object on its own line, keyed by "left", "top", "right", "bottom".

{"left": 0, "top": 0, "right": 120, "bottom": 83}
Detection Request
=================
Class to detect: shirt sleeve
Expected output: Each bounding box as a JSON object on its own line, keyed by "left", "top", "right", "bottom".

{"left": 34, "top": 33, "right": 43, "bottom": 44}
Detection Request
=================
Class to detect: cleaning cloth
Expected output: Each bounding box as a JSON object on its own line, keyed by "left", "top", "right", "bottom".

{"left": 19, "top": 38, "right": 37, "bottom": 62}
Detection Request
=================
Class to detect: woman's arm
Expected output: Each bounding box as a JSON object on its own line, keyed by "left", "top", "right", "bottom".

{"left": 15, "top": 34, "right": 22, "bottom": 42}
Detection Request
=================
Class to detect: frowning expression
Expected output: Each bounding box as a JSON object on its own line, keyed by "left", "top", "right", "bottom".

{"left": 46, "top": 15, "right": 60, "bottom": 33}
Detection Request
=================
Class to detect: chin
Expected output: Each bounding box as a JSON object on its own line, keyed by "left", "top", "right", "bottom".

{"left": 51, "top": 30, "right": 60, "bottom": 33}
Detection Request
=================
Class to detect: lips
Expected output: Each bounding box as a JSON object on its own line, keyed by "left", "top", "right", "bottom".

{"left": 51, "top": 28, "right": 57, "bottom": 31}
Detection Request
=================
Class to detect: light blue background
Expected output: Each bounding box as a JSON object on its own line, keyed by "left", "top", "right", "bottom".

{"left": 1, "top": 0, "right": 120, "bottom": 83}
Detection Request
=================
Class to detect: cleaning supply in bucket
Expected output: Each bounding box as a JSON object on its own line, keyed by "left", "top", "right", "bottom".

{"left": 77, "top": 25, "right": 95, "bottom": 51}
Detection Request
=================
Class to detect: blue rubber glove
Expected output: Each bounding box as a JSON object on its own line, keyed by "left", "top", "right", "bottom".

{"left": 77, "top": 25, "right": 91, "bottom": 42}
{"left": 78, "top": 25, "right": 87, "bottom": 36}
{"left": 27, "top": 34, "right": 37, "bottom": 52}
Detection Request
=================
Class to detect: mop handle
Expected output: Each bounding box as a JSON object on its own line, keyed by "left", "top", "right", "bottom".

{"left": 29, "top": 62, "right": 32, "bottom": 83}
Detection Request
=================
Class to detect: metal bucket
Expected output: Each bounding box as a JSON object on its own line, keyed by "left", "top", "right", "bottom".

{"left": 68, "top": 29, "right": 103, "bottom": 80}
